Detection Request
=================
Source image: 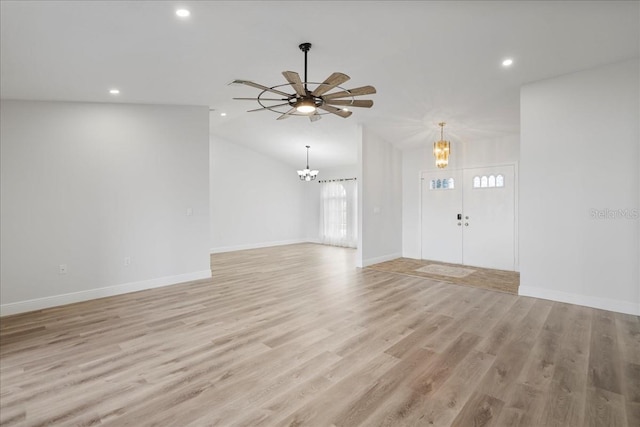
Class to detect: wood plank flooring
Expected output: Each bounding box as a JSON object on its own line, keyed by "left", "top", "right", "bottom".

{"left": 0, "top": 243, "right": 638, "bottom": 426}
{"left": 366, "top": 257, "right": 520, "bottom": 294}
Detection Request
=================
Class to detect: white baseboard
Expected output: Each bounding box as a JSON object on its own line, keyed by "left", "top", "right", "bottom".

{"left": 518, "top": 286, "right": 640, "bottom": 316}
{"left": 0, "top": 270, "right": 212, "bottom": 317}
{"left": 210, "top": 239, "right": 308, "bottom": 254}
{"left": 361, "top": 252, "right": 402, "bottom": 268}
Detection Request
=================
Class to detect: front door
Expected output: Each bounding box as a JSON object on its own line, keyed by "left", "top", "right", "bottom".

{"left": 420, "top": 169, "right": 463, "bottom": 264}
{"left": 420, "top": 165, "right": 515, "bottom": 271}
{"left": 462, "top": 165, "right": 515, "bottom": 270}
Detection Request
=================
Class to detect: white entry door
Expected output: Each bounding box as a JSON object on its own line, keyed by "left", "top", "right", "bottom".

{"left": 462, "top": 165, "right": 515, "bottom": 270}
{"left": 420, "top": 170, "right": 463, "bottom": 264}
{"left": 420, "top": 165, "right": 515, "bottom": 271}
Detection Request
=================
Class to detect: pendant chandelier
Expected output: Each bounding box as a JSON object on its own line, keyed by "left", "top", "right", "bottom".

{"left": 297, "top": 145, "right": 319, "bottom": 181}
{"left": 433, "top": 122, "right": 451, "bottom": 169}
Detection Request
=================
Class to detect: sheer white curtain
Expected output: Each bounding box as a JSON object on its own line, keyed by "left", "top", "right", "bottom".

{"left": 319, "top": 180, "right": 357, "bottom": 248}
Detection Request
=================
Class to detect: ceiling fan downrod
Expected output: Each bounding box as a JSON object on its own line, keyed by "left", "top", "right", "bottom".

{"left": 299, "top": 43, "right": 312, "bottom": 92}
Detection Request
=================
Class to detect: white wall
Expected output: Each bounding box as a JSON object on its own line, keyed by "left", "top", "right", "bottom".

{"left": 402, "top": 135, "right": 519, "bottom": 260}
{"left": 209, "top": 136, "right": 306, "bottom": 252}
{"left": 302, "top": 164, "right": 358, "bottom": 243}
{"left": 0, "top": 100, "right": 211, "bottom": 315}
{"left": 358, "top": 126, "right": 403, "bottom": 267}
{"left": 520, "top": 59, "right": 639, "bottom": 316}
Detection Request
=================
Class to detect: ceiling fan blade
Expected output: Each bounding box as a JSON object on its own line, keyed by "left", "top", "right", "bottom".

{"left": 276, "top": 108, "right": 297, "bottom": 120}
{"left": 324, "top": 99, "right": 374, "bottom": 108}
{"left": 247, "top": 102, "right": 290, "bottom": 112}
{"left": 233, "top": 97, "right": 287, "bottom": 101}
{"left": 311, "top": 72, "right": 350, "bottom": 97}
{"left": 318, "top": 105, "right": 352, "bottom": 118}
{"left": 309, "top": 112, "right": 322, "bottom": 122}
{"left": 322, "top": 85, "right": 377, "bottom": 100}
{"left": 231, "top": 79, "right": 292, "bottom": 98}
{"left": 282, "top": 71, "right": 306, "bottom": 97}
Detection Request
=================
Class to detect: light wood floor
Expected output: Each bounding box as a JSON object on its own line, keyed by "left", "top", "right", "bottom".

{"left": 1, "top": 243, "right": 638, "bottom": 426}
{"left": 367, "top": 258, "right": 520, "bottom": 295}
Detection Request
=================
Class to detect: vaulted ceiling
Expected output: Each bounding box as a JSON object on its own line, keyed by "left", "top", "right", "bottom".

{"left": 2, "top": 1, "right": 638, "bottom": 168}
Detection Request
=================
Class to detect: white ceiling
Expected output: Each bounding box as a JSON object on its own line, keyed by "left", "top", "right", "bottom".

{"left": 2, "top": 1, "right": 638, "bottom": 169}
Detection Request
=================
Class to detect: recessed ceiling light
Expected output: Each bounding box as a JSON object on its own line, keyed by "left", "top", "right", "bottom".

{"left": 109, "top": 89, "right": 120, "bottom": 95}
{"left": 220, "top": 113, "right": 227, "bottom": 117}
{"left": 176, "top": 9, "right": 190, "bottom": 18}
{"left": 502, "top": 58, "right": 514, "bottom": 67}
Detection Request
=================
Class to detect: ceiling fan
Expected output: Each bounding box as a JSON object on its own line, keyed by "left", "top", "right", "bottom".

{"left": 231, "top": 42, "right": 376, "bottom": 121}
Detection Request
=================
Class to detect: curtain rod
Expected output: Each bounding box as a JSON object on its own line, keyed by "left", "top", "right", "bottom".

{"left": 318, "top": 177, "right": 357, "bottom": 183}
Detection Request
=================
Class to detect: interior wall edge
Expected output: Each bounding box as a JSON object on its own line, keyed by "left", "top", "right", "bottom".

{"left": 518, "top": 285, "right": 639, "bottom": 316}
{"left": 0, "top": 270, "right": 212, "bottom": 317}
{"left": 361, "top": 252, "right": 403, "bottom": 268}
{"left": 210, "top": 239, "right": 311, "bottom": 254}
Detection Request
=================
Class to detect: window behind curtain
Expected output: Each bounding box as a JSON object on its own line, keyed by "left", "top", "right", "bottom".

{"left": 320, "top": 180, "right": 357, "bottom": 248}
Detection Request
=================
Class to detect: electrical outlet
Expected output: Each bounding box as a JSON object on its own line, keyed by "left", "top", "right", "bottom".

{"left": 124, "top": 257, "right": 131, "bottom": 266}
{"left": 59, "top": 264, "right": 67, "bottom": 274}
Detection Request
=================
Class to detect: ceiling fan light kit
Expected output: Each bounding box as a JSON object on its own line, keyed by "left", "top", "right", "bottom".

{"left": 295, "top": 98, "right": 317, "bottom": 114}
{"left": 232, "top": 42, "right": 376, "bottom": 121}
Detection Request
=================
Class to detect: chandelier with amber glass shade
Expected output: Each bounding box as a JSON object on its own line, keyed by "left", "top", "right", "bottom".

{"left": 433, "top": 122, "right": 450, "bottom": 168}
